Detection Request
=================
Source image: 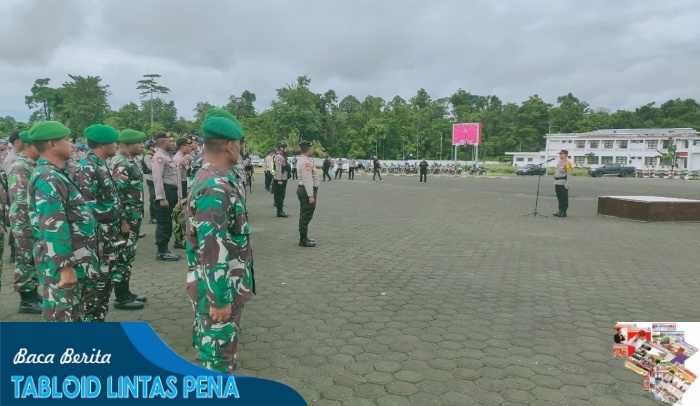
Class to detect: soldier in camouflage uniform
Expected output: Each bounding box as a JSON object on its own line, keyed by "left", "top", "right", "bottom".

{"left": 8, "top": 130, "right": 42, "bottom": 313}
{"left": 110, "top": 129, "right": 148, "bottom": 310}
{"left": 186, "top": 116, "right": 255, "bottom": 374}
{"left": 74, "top": 124, "right": 124, "bottom": 322}
{"left": 27, "top": 121, "right": 100, "bottom": 322}
{"left": 0, "top": 144, "right": 7, "bottom": 294}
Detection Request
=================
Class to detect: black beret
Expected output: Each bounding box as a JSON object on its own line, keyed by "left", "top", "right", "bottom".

{"left": 176, "top": 137, "right": 192, "bottom": 148}
{"left": 154, "top": 132, "right": 171, "bottom": 140}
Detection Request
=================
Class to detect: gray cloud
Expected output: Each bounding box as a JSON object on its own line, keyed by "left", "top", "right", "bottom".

{"left": 1, "top": 0, "right": 699, "bottom": 121}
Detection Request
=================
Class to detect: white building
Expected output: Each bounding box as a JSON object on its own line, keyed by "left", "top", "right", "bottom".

{"left": 507, "top": 128, "right": 700, "bottom": 171}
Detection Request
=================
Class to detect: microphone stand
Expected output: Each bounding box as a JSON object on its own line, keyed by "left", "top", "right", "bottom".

{"left": 523, "top": 160, "right": 553, "bottom": 218}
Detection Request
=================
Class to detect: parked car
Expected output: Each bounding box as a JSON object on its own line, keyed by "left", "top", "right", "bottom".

{"left": 250, "top": 155, "right": 261, "bottom": 166}
{"left": 588, "top": 163, "right": 636, "bottom": 177}
{"left": 516, "top": 164, "right": 546, "bottom": 176}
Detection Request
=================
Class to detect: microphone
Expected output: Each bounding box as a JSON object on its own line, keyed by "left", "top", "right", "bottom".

{"left": 546, "top": 158, "right": 556, "bottom": 162}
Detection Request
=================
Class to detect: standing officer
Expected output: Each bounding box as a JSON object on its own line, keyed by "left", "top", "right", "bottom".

{"left": 296, "top": 140, "right": 318, "bottom": 247}
{"left": 419, "top": 158, "right": 429, "bottom": 182}
{"left": 553, "top": 149, "right": 572, "bottom": 217}
{"left": 142, "top": 140, "right": 157, "bottom": 224}
{"left": 348, "top": 157, "right": 356, "bottom": 180}
{"left": 110, "top": 129, "right": 148, "bottom": 310}
{"left": 8, "top": 130, "right": 42, "bottom": 313}
{"left": 151, "top": 132, "right": 181, "bottom": 261}
{"left": 186, "top": 116, "right": 255, "bottom": 374}
{"left": 273, "top": 141, "right": 290, "bottom": 217}
{"left": 27, "top": 121, "right": 99, "bottom": 322}
{"left": 74, "top": 124, "right": 124, "bottom": 322}
{"left": 172, "top": 137, "right": 193, "bottom": 249}
{"left": 263, "top": 150, "right": 274, "bottom": 191}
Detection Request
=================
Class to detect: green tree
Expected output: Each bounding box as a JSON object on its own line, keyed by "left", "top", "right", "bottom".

{"left": 657, "top": 139, "right": 679, "bottom": 175}
{"left": 225, "top": 90, "right": 257, "bottom": 119}
{"left": 549, "top": 93, "right": 589, "bottom": 133}
{"left": 136, "top": 74, "right": 171, "bottom": 126}
{"left": 25, "top": 78, "right": 61, "bottom": 122}
{"left": 270, "top": 75, "right": 322, "bottom": 142}
{"left": 58, "top": 75, "right": 111, "bottom": 136}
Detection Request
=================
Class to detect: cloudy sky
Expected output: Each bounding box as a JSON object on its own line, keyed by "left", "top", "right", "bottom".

{"left": 1, "top": 0, "right": 698, "bottom": 122}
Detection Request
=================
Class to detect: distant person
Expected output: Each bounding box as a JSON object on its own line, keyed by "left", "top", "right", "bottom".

{"left": 263, "top": 149, "right": 274, "bottom": 191}
{"left": 348, "top": 158, "right": 356, "bottom": 180}
{"left": 419, "top": 158, "right": 428, "bottom": 182}
{"left": 334, "top": 158, "right": 343, "bottom": 179}
{"left": 322, "top": 157, "right": 332, "bottom": 181}
{"left": 372, "top": 156, "right": 383, "bottom": 182}
{"left": 553, "top": 149, "right": 572, "bottom": 217}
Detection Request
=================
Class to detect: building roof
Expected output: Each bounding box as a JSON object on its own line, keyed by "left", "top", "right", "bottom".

{"left": 546, "top": 128, "right": 699, "bottom": 139}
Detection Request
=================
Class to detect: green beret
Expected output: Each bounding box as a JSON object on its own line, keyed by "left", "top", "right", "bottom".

{"left": 19, "top": 131, "right": 31, "bottom": 143}
{"left": 29, "top": 121, "right": 72, "bottom": 141}
{"left": 119, "top": 129, "right": 146, "bottom": 144}
{"left": 201, "top": 117, "right": 244, "bottom": 141}
{"left": 84, "top": 124, "right": 119, "bottom": 144}
{"left": 204, "top": 108, "right": 241, "bottom": 126}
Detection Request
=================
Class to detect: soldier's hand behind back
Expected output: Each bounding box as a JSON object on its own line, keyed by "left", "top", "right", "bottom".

{"left": 159, "top": 199, "right": 169, "bottom": 207}
{"left": 58, "top": 267, "right": 78, "bottom": 289}
{"left": 309, "top": 197, "right": 315, "bottom": 204}
{"left": 121, "top": 221, "right": 130, "bottom": 234}
{"left": 209, "top": 303, "right": 232, "bottom": 323}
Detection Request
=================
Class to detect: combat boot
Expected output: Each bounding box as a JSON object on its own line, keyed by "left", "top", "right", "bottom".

{"left": 125, "top": 280, "right": 147, "bottom": 303}
{"left": 156, "top": 251, "right": 180, "bottom": 261}
{"left": 277, "top": 211, "right": 289, "bottom": 218}
{"left": 18, "top": 290, "right": 42, "bottom": 314}
{"left": 173, "top": 242, "right": 186, "bottom": 249}
{"left": 113, "top": 282, "right": 145, "bottom": 310}
{"left": 299, "top": 234, "right": 316, "bottom": 247}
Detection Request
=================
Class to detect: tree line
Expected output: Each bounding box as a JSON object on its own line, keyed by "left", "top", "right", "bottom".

{"left": 1, "top": 74, "right": 699, "bottom": 160}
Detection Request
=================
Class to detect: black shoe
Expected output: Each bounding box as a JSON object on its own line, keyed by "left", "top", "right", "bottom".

{"left": 299, "top": 238, "right": 316, "bottom": 247}
{"left": 130, "top": 292, "right": 147, "bottom": 302}
{"left": 114, "top": 296, "right": 145, "bottom": 310}
{"left": 156, "top": 252, "right": 180, "bottom": 261}
{"left": 149, "top": 218, "right": 157, "bottom": 224}
{"left": 173, "top": 243, "right": 186, "bottom": 249}
{"left": 559, "top": 213, "right": 567, "bottom": 217}
{"left": 9, "top": 256, "right": 15, "bottom": 263}
{"left": 18, "top": 299, "right": 42, "bottom": 314}
{"left": 277, "top": 212, "right": 289, "bottom": 218}
{"left": 138, "top": 232, "right": 146, "bottom": 238}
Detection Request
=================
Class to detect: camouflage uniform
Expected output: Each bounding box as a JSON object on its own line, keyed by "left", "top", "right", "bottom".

{"left": 110, "top": 151, "right": 143, "bottom": 283}
{"left": 9, "top": 153, "right": 39, "bottom": 294}
{"left": 74, "top": 151, "right": 123, "bottom": 322}
{"left": 186, "top": 161, "right": 255, "bottom": 374}
{"left": 28, "top": 158, "right": 99, "bottom": 322}
{"left": 0, "top": 172, "right": 7, "bottom": 293}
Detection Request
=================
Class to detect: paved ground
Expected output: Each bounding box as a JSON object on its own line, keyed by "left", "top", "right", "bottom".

{"left": 2, "top": 172, "right": 700, "bottom": 405}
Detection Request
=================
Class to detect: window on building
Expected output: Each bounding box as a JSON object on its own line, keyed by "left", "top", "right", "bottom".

{"left": 647, "top": 140, "right": 658, "bottom": 149}
{"left": 645, "top": 157, "right": 656, "bottom": 166}
{"left": 684, "top": 141, "right": 689, "bottom": 148}
{"left": 603, "top": 140, "right": 614, "bottom": 149}
{"left": 601, "top": 156, "right": 613, "bottom": 164}
{"left": 575, "top": 140, "right": 585, "bottom": 149}
{"left": 662, "top": 140, "right": 671, "bottom": 149}
{"left": 589, "top": 140, "right": 599, "bottom": 149}
{"left": 616, "top": 156, "right": 627, "bottom": 165}
{"left": 516, "top": 158, "right": 524, "bottom": 162}
{"left": 528, "top": 158, "right": 533, "bottom": 162}
{"left": 574, "top": 156, "right": 585, "bottom": 165}
{"left": 660, "top": 158, "right": 672, "bottom": 166}
{"left": 618, "top": 140, "right": 628, "bottom": 149}
{"left": 587, "top": 155, "right": 599, "bottom": 165}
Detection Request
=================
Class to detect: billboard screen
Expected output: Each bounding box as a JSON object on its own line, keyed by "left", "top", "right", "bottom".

{"left": 452, "top": 123, "right": 482, "bottom": 146}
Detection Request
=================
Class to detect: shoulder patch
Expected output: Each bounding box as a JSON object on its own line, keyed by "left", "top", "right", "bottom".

{"left": 157, "top": 157, "right": 164, "bottom": 164}
{"left": 305, "top": 163, "right": 311, "bottom": 171}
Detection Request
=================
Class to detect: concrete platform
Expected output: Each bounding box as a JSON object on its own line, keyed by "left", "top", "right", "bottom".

{"left": 598, "top": 195, "right": 700, "bottom": 222}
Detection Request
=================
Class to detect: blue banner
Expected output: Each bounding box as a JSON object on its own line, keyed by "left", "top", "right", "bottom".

{"left": 0, "top": 322, "right": 306, "bottom": 405}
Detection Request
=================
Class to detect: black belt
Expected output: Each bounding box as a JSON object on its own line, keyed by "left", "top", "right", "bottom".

{"left": 554, "top": 176, "right": 567, "bottom": 180}
{"left": 164, "top": 183, "right": 179, "bottom": 189}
